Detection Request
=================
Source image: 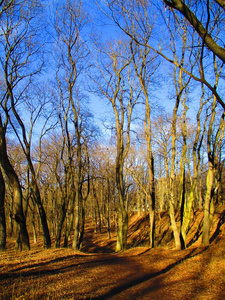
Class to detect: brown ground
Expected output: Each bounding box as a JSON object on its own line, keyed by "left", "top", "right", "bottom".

{"left": 0, "top": 208, "right": 225, "bottom": 299}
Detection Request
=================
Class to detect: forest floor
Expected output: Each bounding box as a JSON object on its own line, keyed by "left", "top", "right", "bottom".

{"left": 0, "top": 207, "right": 225, "bottom": 299}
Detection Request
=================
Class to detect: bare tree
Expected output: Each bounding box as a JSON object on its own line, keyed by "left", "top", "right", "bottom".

{"left": 90, "top": 38, "right": 140, "bottom": 251}
{"left": 0, "top": 0, "right": 33, "bottom": 250}
{"left": 100, "top": 0, "right": 225, "bottom": 249}
{"left": 99, "top": 0, "right": 159, "bottom": 249}
{"left": 202, "top": 55, "right": 224, "bottom": 245}
{"left": 52, "top": 0, "right": 91, "bottom": 250}
{"left": 0, "top": 0, "right": 14, "bottom": 18}
{"left": 0, "top": 115, "right": 30, "bottom": 250}
{"left": 130, "top": 40, "right": 158, "bottom": 248}
{"left": 0, "top": 0, "right": 51, "bottom": 248}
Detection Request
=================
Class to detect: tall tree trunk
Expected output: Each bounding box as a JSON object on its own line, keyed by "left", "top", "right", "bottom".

{"left": 115, "top": 150, "right": 128, "bottom": 252}
{"left": 202, "top": 161, "right": 214, "bottom": 245}
{"left": 32, "top": 183, "right": 51, "bottom": 249}
{"left": 32, "top": 222, "right": 37, "bottom": 244}
{"left": 179, "top": 168, "right": 186, "bottom": 250}
{"left": 181, "top": 88, "right": 206, "bottom": 247}
{"left": 94, "top": 188, "right": 102, "bottom": 234}
{"left": 169, "top": 92, "right": 182, "bottom": 250}
{"left": 169, "top": 187, "right": 181, "bottom": 250}
{"left": 63, "top": 207, "right": 74, "bottom": 247}
{"left": 107, "top": 174, "right": 111, "bottom": 239}
{"left": 63, "top": 170, "right": 76, "bottom": 247}
{"left": 148, "top": 155, "right": 155, "bottom": 248}
{"left": 55, "top": 202, "right": 67, "bottom": 248}
{"left": 78, "top": 200, "right": 85, "bottom": 250}
{"left": 178, "top": 104, "right": 188, "bottom": 249}
{"left": 0, "top": 115, "right": 30, "bottom": 251}
{"left": 71, "top": 99, "right": 85, "bottom": 251}
{"left": 131, "top": 40, "right": 156, "bottom": 248}
{"left": 0, "top": 168, "right": 6, "bottom": 250}
{"left": 116, "top": 206, "right": 128, "bottom": 252}
{"left": 202, "top": 94, "right": 224, "bottom": 245}
{"left": 73, "top": 188, "right": 80, "bottom": 250}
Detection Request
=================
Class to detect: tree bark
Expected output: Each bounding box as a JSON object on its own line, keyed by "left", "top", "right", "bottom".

{"left": 73, "top": 188, "right": 80, "bottom": 250}
{"left": 0, "top": 115, "right": 30, "bottom": 251}
{"left": 63, "top": 206, "right": 74, "bottom": 247}
{"left": 115, "top": 149, "right": 128, "bottom": 252}
{"left": 181, "top": 90, "right": 206, "bottom": 246}
{"left": 32, "top": 183, "right": 51, "bottom": 248}
{"left": 169, "top": 90, "right": 182, "bottom": 250}
{"left": 169, "top": 199, "right": 181, "bottom": 249}
{"left": 55, "top": 201, "right": 67, "bottom": 248}
{"left": 202, "top": 161, "right": 214, "bottom": 245}
{"left": 0, "top": 168, "right": 6, "bottom": 250}
{"left": 78, "top": 200, "right": 86, "bottom": 250}
{"left": 148, "top": 155, "right": 155, "bottom": 248}
{"left": 116, "top": 206, "right": 128, "bottom": 252}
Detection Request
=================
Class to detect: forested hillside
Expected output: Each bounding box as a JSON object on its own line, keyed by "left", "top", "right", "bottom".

{"left": 0, "top": 0, "right": 224, "bottom": 256}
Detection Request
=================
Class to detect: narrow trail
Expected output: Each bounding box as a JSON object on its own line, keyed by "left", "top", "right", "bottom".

{"left": 0, "top": 209, "right": 225, "bottom": 299}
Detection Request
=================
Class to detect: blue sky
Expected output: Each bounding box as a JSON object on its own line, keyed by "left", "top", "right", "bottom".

{"left": 1, "top": 0, "right": 223, "bottom": 147}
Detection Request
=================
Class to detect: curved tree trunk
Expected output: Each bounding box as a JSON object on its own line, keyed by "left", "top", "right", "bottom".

{"left": 0, "top": 115, "right": 30, "bottom": 251}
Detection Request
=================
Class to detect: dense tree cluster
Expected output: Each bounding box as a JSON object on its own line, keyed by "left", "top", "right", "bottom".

{"left": 0, "top": 0, "right": 224, "bottom": 251}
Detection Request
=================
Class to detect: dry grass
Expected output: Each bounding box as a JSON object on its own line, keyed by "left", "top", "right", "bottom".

{"left": 0, "top": 207, "right": 225, "bottom": 299}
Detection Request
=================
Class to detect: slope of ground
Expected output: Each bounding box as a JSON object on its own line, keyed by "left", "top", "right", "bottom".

{"left": 0, "top": 205, "right": 225, "bottom": 299}
{"left": 81, "top": 204, "right": 225, "bottom": 253}
{"left": 0, "top": 241, "right": 225, "bottom": 299}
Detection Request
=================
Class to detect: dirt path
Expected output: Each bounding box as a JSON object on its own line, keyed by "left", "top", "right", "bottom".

{"left": 1, "top": 242, "right": 225, "bottom": 299}
{"left": 1, "top": 210, "right": 225, "bottom": 299}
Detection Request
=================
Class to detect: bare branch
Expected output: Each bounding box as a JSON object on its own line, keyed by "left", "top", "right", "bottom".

{"left": 163, "top": 0, "right": 225, "bottom": 63}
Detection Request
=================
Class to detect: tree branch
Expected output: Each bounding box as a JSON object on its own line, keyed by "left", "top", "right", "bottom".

{"left": 163, "top": 0, "right": 225, "bottom": 63}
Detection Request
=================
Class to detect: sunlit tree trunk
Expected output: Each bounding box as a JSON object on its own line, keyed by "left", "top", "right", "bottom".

{"left": 202, "top": 53, "right": 224, "bottom": 245}
{"left": 202, "top": 99, "right": 224, "bottom": 245}
{"left": 106, "top": 161, "right": 111, "bottom": 239}
{"left": 202, "top": 160, "right": 214, "bottom": 245}
{"left": 168, "top": 16, "right": 193, "bottom": 249}
{"left": 181, "top": 86, "right": 207, "bottom": 246}
{"left": 178, "top": 100, "right": 188, "bottom": 250}
{"left": 169, "top": 91, "right": 182, "bottom": 250}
